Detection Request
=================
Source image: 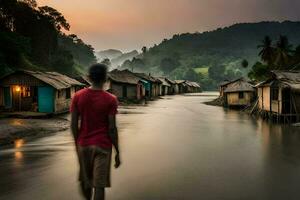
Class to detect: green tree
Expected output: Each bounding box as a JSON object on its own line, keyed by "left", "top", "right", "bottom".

{"left": 160, "top": 58, "right": 179, "bottom": 73}
{"left": 275, "top": 35, "right": 292, "bottom": 69}
{"left": 241, "top": 59, "right": 249, "bottom": 68}
{"left": 38, "top": 6, "right": 70, "bottom": 31}
{"left": 248, "top": 62, "right": 269, "bottom": 81}
{"left": 258, "top": 36, "right": 276, "bottom": 66}
{"left": 142, "top": 46, "right": 147, "bottom": 54}
{"left": 101, "top": 58, "right": 111, "bottom": 68}
{"left": 131, "top": 57, "right": 144, "bottom": 72}
{"left": 208, "top": 64, "right": 226, "bottom": 82}
{"left": 184, "top": 68, "right": 199, "bottom": 82}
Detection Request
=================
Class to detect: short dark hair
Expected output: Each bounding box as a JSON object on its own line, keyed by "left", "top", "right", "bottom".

{"left": 88, "top": 63, "right": 108, "bottom": 84}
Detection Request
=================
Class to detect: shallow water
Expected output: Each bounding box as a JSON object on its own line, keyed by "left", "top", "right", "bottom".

{"left": 1, "top": 92, "right": 300, "bottom": 200}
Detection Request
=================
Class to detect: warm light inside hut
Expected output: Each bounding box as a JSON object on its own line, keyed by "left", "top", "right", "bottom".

{"left": 15, "top": 86, "right": 21, "bottom": 92}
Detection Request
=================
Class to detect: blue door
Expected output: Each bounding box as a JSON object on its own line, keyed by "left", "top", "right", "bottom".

{"left": 4, "top": 87, "right": 12, "bottom": 108}
{"left": 38, "top": 86, "right": 54, "bottom": 113}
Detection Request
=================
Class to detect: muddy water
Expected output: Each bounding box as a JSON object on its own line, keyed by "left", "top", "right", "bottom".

{"left": 1, "top": 93, "right": 300, "bottom": 200}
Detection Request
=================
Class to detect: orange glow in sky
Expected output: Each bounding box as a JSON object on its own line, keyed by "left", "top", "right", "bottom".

{"left": 38, "top": 0, "right": 300, "bottom": 51}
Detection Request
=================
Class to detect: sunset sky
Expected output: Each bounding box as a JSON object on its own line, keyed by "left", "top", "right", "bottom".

{"left": 38, "top": 0, "right": 300, "bottom": 52}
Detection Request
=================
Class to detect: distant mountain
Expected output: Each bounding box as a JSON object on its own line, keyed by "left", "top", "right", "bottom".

{"left": 96, "top": 49, "right": 138, "bottom": 69}
{"left": 121, "top": 21, "right": 300, "bottom": 89}
{"left": 96, "top": 49, "right": 123, "bottom": 61}
{"left": 111, "top": 50, "right": 139, "bottom": 67}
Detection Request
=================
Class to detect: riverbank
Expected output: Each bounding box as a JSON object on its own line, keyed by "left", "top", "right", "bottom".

{"left": 0, "top": 117, "right": 69, "bottom": 146}
{"left": 204, "top": 96, "right": 224, "bottom": 107}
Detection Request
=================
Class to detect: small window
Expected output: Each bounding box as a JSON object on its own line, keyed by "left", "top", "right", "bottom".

{"left": 66, "top": 88, "right": 71, "bottom": 99}
{"left": 21, "top": 87, "right": 31, "bottom": 97}
{"left": 271, "top": 88, "right": 279, "bottom": 101}
{"left": 57, "top": 90, "right": 63, "bottom": 98}
{"left": 239, "top": 92, "right": 244, "bottom": 99}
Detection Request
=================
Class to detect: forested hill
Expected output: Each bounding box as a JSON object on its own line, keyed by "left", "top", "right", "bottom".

{"left": 0, "top": 0, "right": 96, "bottom": 77}
{"left": 121, "top": 21, "right": 300, "bottom": 89}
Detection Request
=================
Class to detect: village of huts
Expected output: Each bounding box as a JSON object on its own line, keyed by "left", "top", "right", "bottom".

{"left": 212, "top": 70, "right": 300, "bottom": 124}
{"left": 0, "top": 69, "right": 202, "bottom": 116}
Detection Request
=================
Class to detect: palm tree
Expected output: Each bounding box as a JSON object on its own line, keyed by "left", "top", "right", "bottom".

{"left": 275, "top": 35, "right": 292, "bottom": 69}
{"left": 258, "top": 36, "right": 276, "bottom": 66}
{"left": 241, "top": 59, "right": 249, "bottom": 68}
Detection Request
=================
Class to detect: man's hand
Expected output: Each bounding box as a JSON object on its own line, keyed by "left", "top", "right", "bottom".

{"left": 114, "top": 153, "right": 121, "bottom": 168}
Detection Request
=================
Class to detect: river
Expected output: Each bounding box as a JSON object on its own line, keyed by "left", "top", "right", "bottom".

{"left": 1, "top": 93, "right": 300, "bottom": 200}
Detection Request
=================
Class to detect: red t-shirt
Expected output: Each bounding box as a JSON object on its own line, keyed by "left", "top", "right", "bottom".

{"left": 70, "top": 88, "right": 118, "bottom": 149}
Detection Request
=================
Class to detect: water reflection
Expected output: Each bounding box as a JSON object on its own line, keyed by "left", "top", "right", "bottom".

{"left": 14, "top": 139, "right": 24, "bottom": 163}
{"left": 14, "top": 151, "right": 23, "bottom": 160}
{"left": 14, "top": 139, "right": 24, "bottom": 149}
{"left": 10, "top": 119, "right": 24, "bottom": 126}
{"left": 1, "top": 94, "right": 300, "bottom": 200}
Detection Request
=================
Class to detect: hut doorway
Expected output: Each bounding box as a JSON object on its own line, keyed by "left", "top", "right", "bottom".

{"left": 282, "top": 88, "right": 293, "bottom": 114}
{"left": 11, "top": 85, "right": 39, "bottom": 112}
{"left": 122, "top": 85, "right": 127, "bottom": 98}
{"left": 38, "top": 86, "right": 54, "bottom": 113}
{"left": 4, "top": 87, "right": 12, "bottom": 109}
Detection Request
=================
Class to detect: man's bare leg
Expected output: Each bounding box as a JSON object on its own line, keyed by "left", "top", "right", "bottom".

{"left": 93, "top": 187, "right": 105, "bottom": 200}
{"left": 80, "top": 182, "right": 92, "bottom": 200}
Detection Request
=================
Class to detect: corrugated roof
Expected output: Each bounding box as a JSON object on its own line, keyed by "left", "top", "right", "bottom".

{"left": 4, "top": 70, "right": 84, "bottom": 90}
{"left": 108, "top": 69, "right": 141, "bottom": 85}
{"left": 224, "top": 79, "right": 255, "bottom": 93}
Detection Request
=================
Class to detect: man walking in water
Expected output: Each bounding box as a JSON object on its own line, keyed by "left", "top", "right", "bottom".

{"left": 71, "top": 64, "right": 120, "bottom": 200}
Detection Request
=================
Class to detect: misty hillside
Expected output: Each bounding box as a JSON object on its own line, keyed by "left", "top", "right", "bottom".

{"left": 96, "top": 49, "right": 123, "bottom": 61}
{"left": 122, "top": 21, "right": 300, "bottom": 89}
{"left": 96, "top": 49, "right": 138, "bottom": 69}
{"left": 111, "top": 50, "right": 139, "bottom": 67}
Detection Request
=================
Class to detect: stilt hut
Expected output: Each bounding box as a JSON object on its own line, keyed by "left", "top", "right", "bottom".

{"left": 219, "top": 78, "right": 242, "bottom": 97}
{"left": 224, "top": 79, "right": 255, "bottom": 107}
{"left": 108, "top": 69, "right": 145, "bottom": 100}
{"left": 0, "top": 70, "right": 84, "bottom": 113}
{"left": 256, "top": 71, "right": 300, "bottom": 122}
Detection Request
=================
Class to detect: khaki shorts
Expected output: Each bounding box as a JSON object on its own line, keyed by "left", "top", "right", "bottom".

{"left": 77, "top": 146, "right": 112, "bottom": 188}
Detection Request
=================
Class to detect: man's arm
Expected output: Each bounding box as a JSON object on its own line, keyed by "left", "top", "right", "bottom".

{"left": 108, "top": 115, "right": 121, "bottom": 168}
{"left": 71, "top": 108, "right": 79, "bottom": 144}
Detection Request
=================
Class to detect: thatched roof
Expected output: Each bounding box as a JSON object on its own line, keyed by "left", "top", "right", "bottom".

{"left": 134, "top": 73, "right": 161, "bottom": 83}
{"left": 2, "top": 70, "right": 84, "bottom": 90}
{"left": 188, "top": 81, "right": 201, "bottom": 88}
{"left": 165, "top": 78, "right": 176, "bottom": 85}
{"left": 174, "top": 80, "right": 200, "bottom": 88}
{"left": 108, "top": 69, "right": 142, "bottom": 85}
{"left": 256, "top": 71, "right": 300, "bottom": 92}
{"left": 219, "top": 78, "right": 243, "bottom": 87}
{"left": 74, "top": 75, "right": 91, "bottom": 86}
{"left": 174, "top": 80, "right": 186, "bottom": 84}
{"left": 224, "top": 79, "right": 255, "bottom": 93}
{"left": 156, "top": 77, "right": 171, "bottom": 87}
{"left": 273, "top": 71, "right": 300, "bottom": 91}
